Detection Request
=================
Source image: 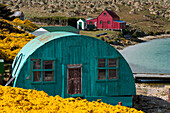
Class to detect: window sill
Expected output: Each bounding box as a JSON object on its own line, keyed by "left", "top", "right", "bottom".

{"left": 96, "top": 79, "right": 119, "bottom": 82}
{"left": 31, "top": 81, "right": 56, "bottom": 84}
{"left": 42, "top": 81, "right": 56, "bottom": 84}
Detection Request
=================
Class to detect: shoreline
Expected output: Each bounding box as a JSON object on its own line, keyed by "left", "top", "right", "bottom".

{"left": 138, "top": 34, "right": 170, "bottom": 41}
{"left": 114, "top": 34, "right": 170, "bottom": 50}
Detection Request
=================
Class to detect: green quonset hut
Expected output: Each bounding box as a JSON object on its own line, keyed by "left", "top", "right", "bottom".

{"left": 12, "top": 32, "right": 136, "bottom": 107}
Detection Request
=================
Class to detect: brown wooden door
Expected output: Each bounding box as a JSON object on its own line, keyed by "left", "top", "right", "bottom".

{"left": 67, "top": 65, "right": 82, "bottom": 94}
{"left": 102, "top": 22, "right": 106, "bottom": 29}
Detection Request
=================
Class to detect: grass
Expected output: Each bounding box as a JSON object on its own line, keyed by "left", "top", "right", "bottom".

{"left": 80, "top": 30, "right": 120, "bottom": 39}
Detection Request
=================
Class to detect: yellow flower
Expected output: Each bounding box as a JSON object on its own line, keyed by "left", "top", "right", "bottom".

{"left": 0, "top": 85, "right": 144, "bottom": 113}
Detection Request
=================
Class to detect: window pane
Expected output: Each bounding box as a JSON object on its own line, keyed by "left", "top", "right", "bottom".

{"left": 68, "top": 68, "right": 81, "bottom": 79}
{"left": 33, "top": 59, "right": 41, "bottom": 69}
{"left": 98, "top": 69, "right": 106, "bottom": 80}
{"left": 108, "top": 59, "right": 117, "bottom": 67}
{"left": 108, "top": 21, "right": 110, "bottom": 24}
{"left": 98, "top": 59, "right": 105, "bottom": 67}
{"left": 108, "top": 69, "right": 117, "bottom": 79}
{"left": 43, "top": 71, "right": 54, "bottom": 81}
{"left": 33, "top": 71, "right": 41, "bottom": 81}
{"left": 43, "top": 61, "right": 54, "bottom": 69}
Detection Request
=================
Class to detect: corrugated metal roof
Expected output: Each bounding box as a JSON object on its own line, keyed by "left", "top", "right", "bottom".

{"left": 106, "top": 10, "right": 120, "bottom": 19}
{"left": 12, "top": 32, "right": 78, "bottom": 87}
{"left": 87, "top": 18, "right": 94, "bottom": 20}
{"left": 114, "top": 20, "right": 126, "bottom": 23}
{"left": 14, "top": 11, "right": 20, "bottom": 16}
{"left": 13, "top": 11, "right": 22, "bottom": 16}
{"left": 42, "top": 26, "right": 79, "bottom": 33}
{"left": 31, "top": 30, "right": 49, "bottom": 36}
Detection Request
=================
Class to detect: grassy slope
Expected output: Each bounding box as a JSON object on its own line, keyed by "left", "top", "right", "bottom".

{"left": 20, "top": 4, "right": 169, "bottom": 33}
{"left": 117, "top": 5, "right": 170, "bottom": 32}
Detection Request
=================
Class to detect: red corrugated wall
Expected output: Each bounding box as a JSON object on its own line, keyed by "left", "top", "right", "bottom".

{"left": 97, "top": 10, "right": 115, "bottom": 29}
{"left": 87, "top": 10, "right": 126, "bottom": 30}
{"left": 87, "top": 18, "right": 97, "bottom": 25}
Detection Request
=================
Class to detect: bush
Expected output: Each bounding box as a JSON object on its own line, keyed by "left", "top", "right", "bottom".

{"left": 166, "top": 31, "right": 170, "bottom": 34}
{"left": 0, "top": 19, "right": 35, "bottom": 62}
{"left": 118, "top": 32, "right": 124, "bottom": 37}
{"left": 122, "top": 29, "right": 130, "bottom": 34}
{"left": 147, "top": 31, "right": 154, "bottom": 36}
{"left": 154, "top": 32, "right": 161, "bottom": 35}
{"left": 0, "top": 85, "right": 144, "bottom": 113}
{"left": 132, "top": 33, "right": 137, "bottom": 38}
{"left": 12, "top": 18, "right": 38, "bottom": 32}
{"left": 132, "top": 31, "right": 145, "bottom": 38}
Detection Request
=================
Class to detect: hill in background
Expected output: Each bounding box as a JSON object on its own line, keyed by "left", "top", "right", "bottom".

{"left": 1, "top": 0, "right": 170, "bottom": 32}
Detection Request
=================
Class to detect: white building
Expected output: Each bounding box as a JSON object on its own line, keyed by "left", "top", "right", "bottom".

{"left": 77, "top": 19, "right": 87, "bottom": 30}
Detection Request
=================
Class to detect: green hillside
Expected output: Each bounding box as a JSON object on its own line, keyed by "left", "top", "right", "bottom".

{"left": 1, "top": 0, "right": 170, "bottom": 32}
{"left": 2, "top": 0, "right": 169, "bottom": 32}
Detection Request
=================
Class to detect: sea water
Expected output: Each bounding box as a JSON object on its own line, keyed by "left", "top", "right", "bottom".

{"left": 119, "top": 38, "right": 170, "bottom": 74}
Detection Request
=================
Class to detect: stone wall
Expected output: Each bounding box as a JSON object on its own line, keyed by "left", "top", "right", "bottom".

{"left": 136, "top": 83, "right": 170, "bottom": 101}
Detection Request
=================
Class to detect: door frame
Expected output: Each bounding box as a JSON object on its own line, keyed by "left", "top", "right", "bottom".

{"left": 67, "top": 64, "right": 82, "bottom": 95}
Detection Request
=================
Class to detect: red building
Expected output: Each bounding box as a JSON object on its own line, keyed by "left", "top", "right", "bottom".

{"left": 87, "top": 10, "right": 126, "bottom": 30}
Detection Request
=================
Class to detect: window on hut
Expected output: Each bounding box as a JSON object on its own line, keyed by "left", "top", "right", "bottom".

{"left": 98, "top": 58, "right": 118, "bottom": 80}
{"left": 33, "top": 71, "right": 41, "bottom": 82}
{"left": 104, "top": 13, "right": 106, "bottom": 16}
{"left": 107, "top": 21, "right": 110, "bottom": 24}
{"left": 43, "top": 61, "right": 54, "bottom": 81}
{"left": 31, "top": 59, "right": 54, "bottom": 82}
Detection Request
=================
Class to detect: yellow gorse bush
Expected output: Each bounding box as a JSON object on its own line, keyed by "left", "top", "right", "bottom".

{"left": 13, "top": 18, "right": 38, "bottom": 32}
{"left": 0, "top": 85, "right": 144, "bottom": 113}
{"left": 0, "top": 19, "right": 36, "bottom": 61}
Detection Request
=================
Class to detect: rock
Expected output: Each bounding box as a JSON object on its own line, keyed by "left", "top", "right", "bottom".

{"left": 129, "top": 8, "right": 136, "bottom": 14}
{"left": 41, "top": 6, "right": 46, "bottom": 10}
{"left": 39, "top": 2, "right": 45, "bottom": 5}
{"left": 119, "top": 1, "right": 124, "bottom": 5}
{"left": 48, "top": 4, "right": 55, "bottom": 9}
{"left": 116, "top": 7, "right": 120, "bottom": 12}
{"left": 149, "top": 5, "right": 155, "bottom": 11}
{"left": 134, "top": 2, "right": 140, "bottom": 9}
{"left": 90, "top": 3, "right": 94, "bottom": 8}
{"left": 8, "top": 1, "right": 14, "bottom": 6}
{"left": 19, "top": 3, "right": 24, "bottom": 8}
{"left": 127, "top": 1, "right": 131, "bottom": 6}
{"left": 17, "top": 0, "right": 22, "bottom": 4}
{"left": 14, "top": 4, "right": 19, "bottom": 10}
{"left": 164, "top": 14, "right": 170, "bottom": 19}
